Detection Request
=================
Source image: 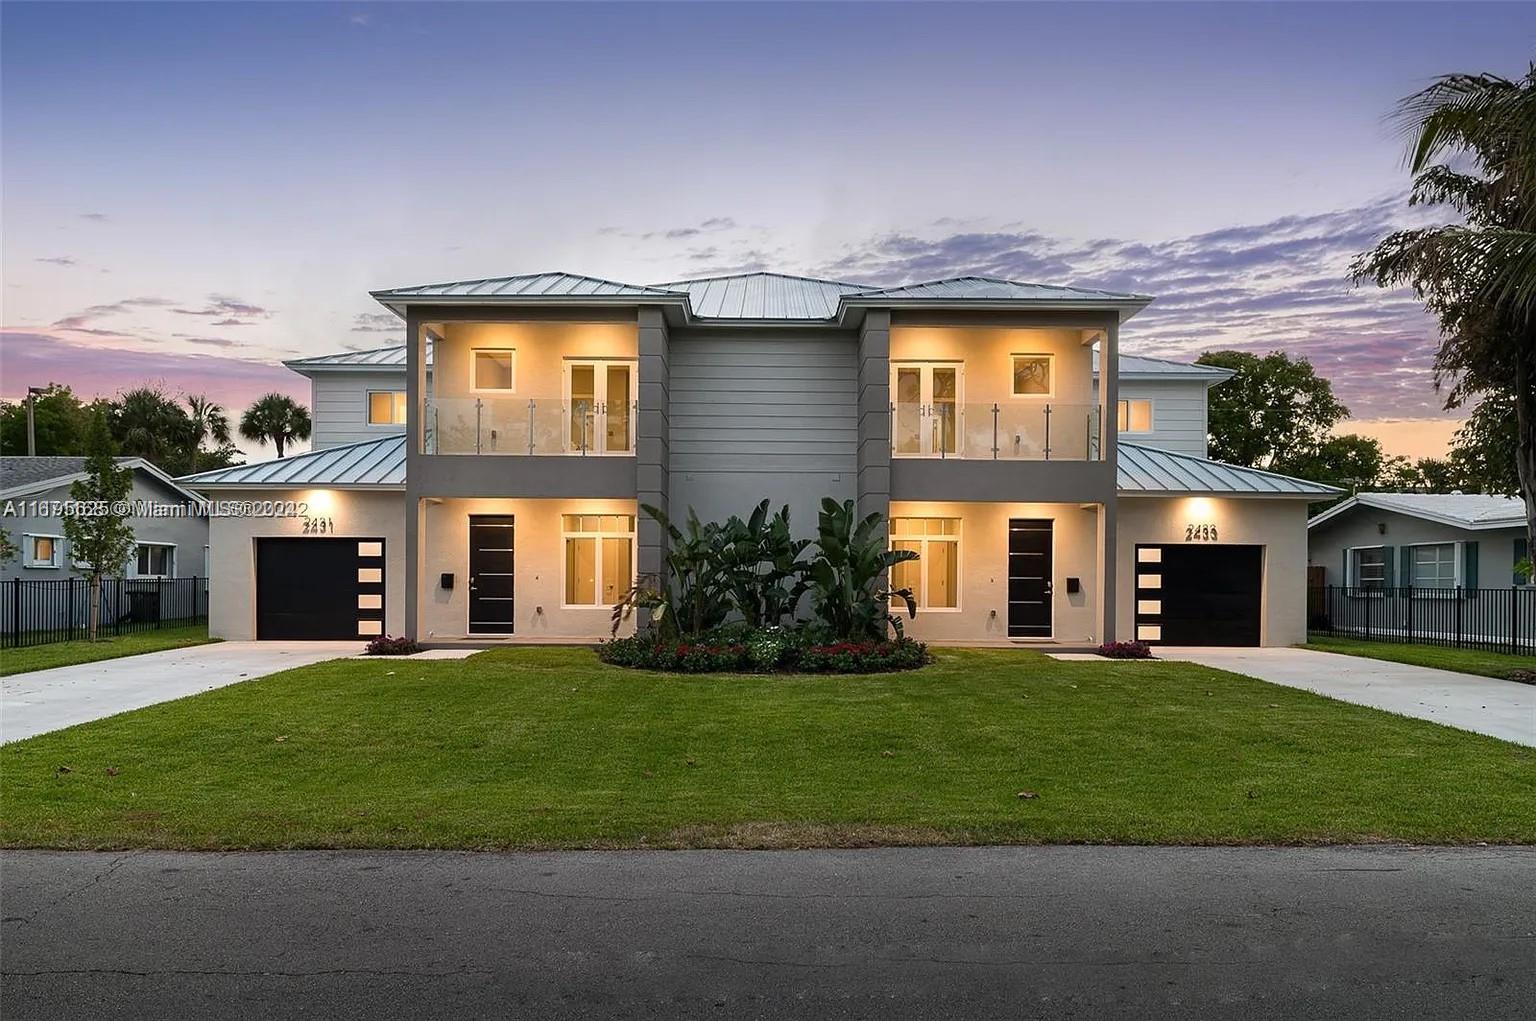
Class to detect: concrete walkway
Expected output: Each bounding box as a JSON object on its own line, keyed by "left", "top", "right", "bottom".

{"left": 1159, "top": 646, "right": 1536, "bottom": 747}
{"left": 3, "top": 845, "right": 1532, "bottom": 1020}
{"left": 1, "top": 641, "right": 357, "bottom": 743}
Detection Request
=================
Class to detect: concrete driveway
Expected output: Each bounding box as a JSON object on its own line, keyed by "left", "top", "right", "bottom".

{"left": 1159, "top": 646, "right": 1536, "bottom": 747}
{"left": 1, "top": 641, "right": 357, "bottom": 744}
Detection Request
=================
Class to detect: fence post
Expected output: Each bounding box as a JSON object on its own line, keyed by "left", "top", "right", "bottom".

{"left": 1455, "top": 586, "right": 1463, "bottom": 648}
{"left": 1405, "top": 585, "right": 1413, "bottom": 644}
{"left": 158, "top": 577, "right": 164, "bottom": 629}
{"left": 1511, "top": 587, "right": 1518, "bottom": 656}
{"left": 10, "top": 577, "right": 18, "bottom": 649}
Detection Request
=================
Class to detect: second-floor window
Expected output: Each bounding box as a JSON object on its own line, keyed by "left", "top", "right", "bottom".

{"left": 892, "top": 362, "right": 962, "bottom": 456}
{"left": 367, "top": 391, "right": 407, "bottom": 425}
{"left": 471, "top": 348, "right": 516, "bottom": 392}
{"left": 1117, "top": 399, "right": 1153, "bottom": 433}
{"left": 1011, "top": 354, "right": 1053, "bottom": 397}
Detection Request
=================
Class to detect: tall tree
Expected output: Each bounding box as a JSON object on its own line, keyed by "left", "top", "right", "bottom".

{"left": 1445, "top": 391, "right": 1520, "bottom": 494}
{"left": 1275, "top": 433, "right": 1387, "bottom": 492}
{"left": 111, "top": 386, "right": 198, "bottom": 474}
{"left": 62, "top": 411, "right": 137, "bottom": 640}
{"left": 1354, "top": 66, "right": 1536, "bottom": 554}
{"left": 239, "top": 393, "right": 311, "bottom": 458}
{"left": 1196, "top": 351, "right": 1349, "bottom": 468}
{"left": 0, "top": 384, "right": 94, "bottom": 456}
{"left": 185, "top": 394, "right": 231, "bottom": 451}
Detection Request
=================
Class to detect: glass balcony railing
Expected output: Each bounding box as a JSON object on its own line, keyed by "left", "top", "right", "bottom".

{"left": 891, "top": 402, "right": 1103, "bottom": 461}
{"left": 424, "top": 396, "right": 638, "bottom": 456}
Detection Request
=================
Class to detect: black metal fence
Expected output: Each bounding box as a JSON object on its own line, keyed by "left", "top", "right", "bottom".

{"left": 1308, "top": 585, "right": 1536, "bottom": 656}
{"left": 1, "top": 577, "right": 208, "bottom": 648}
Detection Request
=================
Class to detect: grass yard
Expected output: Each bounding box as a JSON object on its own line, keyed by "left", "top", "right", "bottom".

{"left": 1304, "top": 636, "right": 1535, "bottom": 680}
{"left": 0, "top": 623, "right": 215, "bottom": 677}
{"left": 2, "top": 647, "right": 1532, "bottom": 850}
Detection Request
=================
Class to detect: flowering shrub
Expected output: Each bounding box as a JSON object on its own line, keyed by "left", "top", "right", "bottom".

{"left": 364, "top": 635, "right": 424, "bottom": 656}
{"left": 1097, "top": 640, "right": 1153, "bottom": 660}
{"left": 598, "top": 628, "right": 929, "bottom": 674}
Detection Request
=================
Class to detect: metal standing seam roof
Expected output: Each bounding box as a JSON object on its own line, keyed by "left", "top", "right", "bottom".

{"left": 648, "top": 272, "right": 872, "bottom": 320}
{"left": 371, "top": 271, "right": 688, "bottom": 302}
{"left": 284, "top": 344, "right": 426, "bottom": 371}
{"left": 1094, "top": 351, "right": 1234, "bottom": 380}
{"left": 177, "top": 435, "right": 407, "bottom": 489}
{"left": 1117, "top": 442, "right": 1339, "bottom": 497}
{"left": 1308, "top": 492, "right": 1527, "bottom": 530}
{"left": 844, "top": 275, "right": 1152, "bottom": 305}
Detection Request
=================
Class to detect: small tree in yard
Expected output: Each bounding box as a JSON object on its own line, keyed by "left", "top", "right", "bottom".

{"left": 63, "top": 412, "right": 136, "bottom": 640}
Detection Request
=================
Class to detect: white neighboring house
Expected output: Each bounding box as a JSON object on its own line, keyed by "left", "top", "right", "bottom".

{"left": 183, "top": 269, "right": 1340, "bottom": 647}
{"left": 0, "top": 456, "right": 210, "bottom": 582}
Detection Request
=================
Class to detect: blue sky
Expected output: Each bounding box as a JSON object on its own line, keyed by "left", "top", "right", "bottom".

{"left": 3, "top": 2, "right": 1532, "bottom": 457}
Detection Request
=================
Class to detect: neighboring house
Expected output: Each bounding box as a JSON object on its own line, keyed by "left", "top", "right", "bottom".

{"left": 182, "top": 270, "right": 1337, "bottom": 647}
{"left": 1308, "top": 493, "right": 1530, "bottom": 590}
{"left": 0, "top": 456, "right": 210, "bottom": 581}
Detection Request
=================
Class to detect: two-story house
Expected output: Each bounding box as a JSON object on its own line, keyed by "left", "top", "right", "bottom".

{"left": 181, "top": 271, "right": 1336, "bottom": 646}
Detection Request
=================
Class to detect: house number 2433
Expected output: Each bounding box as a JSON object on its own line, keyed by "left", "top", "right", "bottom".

{"left": 1185, "top": 523, "right": 1218, "bottom": 542}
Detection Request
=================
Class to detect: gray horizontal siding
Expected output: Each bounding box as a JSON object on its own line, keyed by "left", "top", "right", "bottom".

{"left": 1095, "top": 378, "right": 1210, "bottom": 457}
{"left": 311, "top": 372, "right": 404, "bottom": 450}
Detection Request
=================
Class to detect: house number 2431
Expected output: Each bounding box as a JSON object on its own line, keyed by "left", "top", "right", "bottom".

{"left": 1184, "top": 523, "right": 1218, "bottom": 542}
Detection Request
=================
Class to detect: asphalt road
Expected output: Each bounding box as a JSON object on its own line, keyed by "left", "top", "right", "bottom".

{"left": 3, "top": 846, "right": 1533, "bottom": 1020}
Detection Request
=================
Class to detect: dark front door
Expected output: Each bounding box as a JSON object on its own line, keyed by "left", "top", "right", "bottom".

{"left": 1136, "top": 544, "right": 1263, "bottom": 646}
{"left": 256, "top": 537, "right": 385, "bottom": 640}
{"left": 1008, "top": 519, "right": 1054, "bottom": 638}
{"left": 468, "top": 515, "right": 515, "bottom": 634}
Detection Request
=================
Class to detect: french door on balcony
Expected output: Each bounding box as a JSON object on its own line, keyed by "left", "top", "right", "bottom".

{"left": 565, "top": 360, "right": 636, "bottom": 455}
{"left": 891, "top": 362, "right": 963, "bottom": 456}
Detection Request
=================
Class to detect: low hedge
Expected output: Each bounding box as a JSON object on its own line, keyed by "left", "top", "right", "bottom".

{"left": 599, "top": 628, "right": 930, "bottom": 674}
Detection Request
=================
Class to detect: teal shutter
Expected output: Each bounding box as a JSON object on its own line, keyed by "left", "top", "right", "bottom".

{"left": 1463, "top": 541, "right": 1479, "bottom": 591}
{"left": 1516, "top": 537, "right": 1530, "bottom": 586}
{"left": 1381, "top": 546, "right": 1395, "bottom": 588}
{"left": 1341, "top": 549, "right": 1350, "bottom": 587}
{"left": 1400, "top": 547, "right": 1413, "bottom": 589}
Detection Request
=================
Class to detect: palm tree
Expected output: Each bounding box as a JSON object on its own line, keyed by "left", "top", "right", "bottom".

{"left": 239, "top": 393, "right": 312, "bottom": 458}
{"left": 112, "top": 386, "right": 196, "bottom": 472}
{"left": 186, "top": 394, "right": 231, "bottom": 451}
{"left": 1354, "top": 65, "right": 1536, "bottom": 559}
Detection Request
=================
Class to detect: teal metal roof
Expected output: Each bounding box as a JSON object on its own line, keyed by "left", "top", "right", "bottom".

{"left": 179, "top": 435, "right": 406, "bottom": 489}
{"left": 1118, "top": 442, "right": 1339, "bottom": 497}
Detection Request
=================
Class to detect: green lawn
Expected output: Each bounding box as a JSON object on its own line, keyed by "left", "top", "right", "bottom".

{"left": 2, "top": 647, "right": 1532, "bottom": 850}
{"left": 1305, "top": 635, "right": 1535, "bottom": 680}
{"left": 0, "top": 623, "right": 216, "bottom": 677}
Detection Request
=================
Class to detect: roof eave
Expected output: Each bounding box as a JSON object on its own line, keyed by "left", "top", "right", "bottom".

{"left": 836, "top": 296, "right": 1154, "bottom": 327}
{"left": 181, "top": 481, "right": 406, "bottom": 492}
{"left": 1124, "top": 488, "right": 1335, "bottom": 500}
{"left": 369, "top": 292, "right": 694, "bottom": 322}
{"left": 1308, "top": 493, "right": 1525, "bottom": 531}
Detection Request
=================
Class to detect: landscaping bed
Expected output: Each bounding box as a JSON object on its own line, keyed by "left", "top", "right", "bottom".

{"left": 600, "top": 627, "right": 929, "bottom": 673}
{"left": 2, "top": 646, "right": 1532, "bottom": 850}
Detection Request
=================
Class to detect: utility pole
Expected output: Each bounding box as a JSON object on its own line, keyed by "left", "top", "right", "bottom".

{"left": 25, "top": 386, "right": 46, "bottom": 456}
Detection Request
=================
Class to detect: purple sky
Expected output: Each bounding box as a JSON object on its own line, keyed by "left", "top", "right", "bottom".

{"left": 3, "top": 2, "right": 1530, "bottom": 458}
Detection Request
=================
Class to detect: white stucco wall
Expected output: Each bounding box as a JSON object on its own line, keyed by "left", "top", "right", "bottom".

{"left": 887, "top": 500, "right": 1103, "bottom": 644}
{"left": 1116, "top": 496, "right": 1312, "bottom": 646}
{"left": 419, "top": 497, "right": 638, "bottom": 640}
{"left": 204, "top": 488, "right": 407, "bottom": 640}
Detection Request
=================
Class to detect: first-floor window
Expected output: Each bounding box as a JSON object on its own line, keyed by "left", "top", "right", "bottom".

{"left": 1117, "top": 398, "right": 1153, "bottom": 433}
{"left": 1350, "top": 547, "right": 1386, "bottom": 589}
{"left": 367, "top": 390, "right": 407, "bottom": 425}
{"left": 1409, "top": 543, "right": 1457, "bottom": 588}
{"left": 890, "top": 518, "right": 960, "bottom": 609}
{"left": 134, "top": 543, "right": 175, "bottom": 578}
{"left": 23, "top": 534, "right": 62, "bottom": 569}
{"left": 563, "top": 514, "right": 634, "bottom": 607}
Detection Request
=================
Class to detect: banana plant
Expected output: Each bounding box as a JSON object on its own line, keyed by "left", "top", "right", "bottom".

{"left": 807, "top": 498, "right": 919, "bottom": 640}
{"left": 634, "top": 503, "right": 732, "bottom": 637}
{"left": 718, "top": 500, "right": 812, "bottom": 628}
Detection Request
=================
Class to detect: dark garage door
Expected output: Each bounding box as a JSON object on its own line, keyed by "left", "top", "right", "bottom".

{"left": 256, "top": 537, "right": 385, "bottom": 640}
{"left": 1134, "top": 544, "right": 1263, "bottom": 646}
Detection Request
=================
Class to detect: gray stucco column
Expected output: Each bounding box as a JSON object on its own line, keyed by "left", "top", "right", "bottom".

{"left": 636, "top": 307, "right": 670, "bottom": 613}
{"left": 403, "top": 309, "right": 426, "bottom": 641}
{"left": 857, "top": 310, "right": 892, "bottom": 525}
{"left": 1098, "top": 320, "right": 1119, "bottom": 643}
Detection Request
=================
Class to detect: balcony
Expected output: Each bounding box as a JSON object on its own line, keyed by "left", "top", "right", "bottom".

{"left": 892, "top": 401, "right": 1103, "bottom": 461}
{"left": 425, "top": 396, "right": 638, "bottom": 457}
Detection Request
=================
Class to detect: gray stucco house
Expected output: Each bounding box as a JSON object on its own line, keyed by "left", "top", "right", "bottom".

{"left": 0, "top": 456, "right": 210, "bottom": 582}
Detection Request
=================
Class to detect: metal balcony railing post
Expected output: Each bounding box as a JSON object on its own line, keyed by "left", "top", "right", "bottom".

{"left": 527, "top": 399, "right": 536, "bottom": 454}
{"left": 1043, "top": 404, "right": 1052, "bottom": 461}
{"left": 991, "top": 404, "right": 999, "bottom": 460}
{"left": 475, "top": 398, "right": 483, "bottom": 455}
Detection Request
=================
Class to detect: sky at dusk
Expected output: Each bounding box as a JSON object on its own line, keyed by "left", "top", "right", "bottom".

{"left": 2, "top": 1, "right": 1532, "bottom": 460}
